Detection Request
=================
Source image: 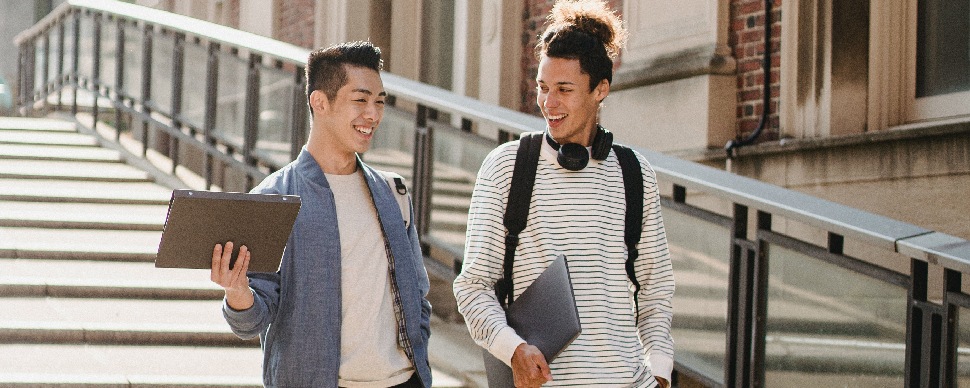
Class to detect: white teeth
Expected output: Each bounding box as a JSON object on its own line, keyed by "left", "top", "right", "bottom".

{"left": 547, "top": 114, "right": 566, "bottom": 120}
{"left": 355, "top": 126, "right": 373, "bottom": 135}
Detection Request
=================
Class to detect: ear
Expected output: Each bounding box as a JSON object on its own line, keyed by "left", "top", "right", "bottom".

{"left": 309, "top": 90, "right": 330, "bottom": 114}
{"left": 594, "top": 79, "right": 610, "bottom": 103}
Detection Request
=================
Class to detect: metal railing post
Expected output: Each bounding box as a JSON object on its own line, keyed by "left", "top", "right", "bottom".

{"left": 92, "top": 12, "right": 102, "bottom": 130}
{"left": 203, "top": 42, "right": 220, "bottom": 190}
{"left": 114, "top": 17, "right": 125, "bottom": 141}
{"left": 905, "top": 258, "right": 948, "bottom": 388}
{"left": 412, "top": 104, "right": 434, "bottom": 237}
{"left": 56, "top": 18, "right": 65, "bottom": 109}
{"left": 41, "top": 30, "right": 50, "bottom": 108}
{"left": 242, "top": 53, "right": 262, "bottom": 190}
{"left": 139, "top": 24, "right": 153, "bottom": 157}
{"left": 169, "top": 32, "right": 185, "bottom": 174}
{"left": 942, "top": 269, "right": 961, "bottom": 388}
{"left": 16, "top": 42, "right": 25, "bottom": 114}
{"left": 70, "top": 10, "right": 80, "bottom": 116}
{"left": 290, "top": 66, "right": 307, "bottom": 161}
{"left": 905, "top": 259, "right": 929, "bottom": 387}
{"left": 725, "top": 203, "right": 751, "bottom": 388}
{"left": 497, "top": 129, "right": 513, "bottom": 144}
{"left": 750, "top": 210, "right": 771, "bottom": 388}
{"left": 26, "top": 40, "right": 36, "bottom": 115}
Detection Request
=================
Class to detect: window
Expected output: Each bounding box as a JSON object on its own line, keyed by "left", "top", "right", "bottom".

{"left": 914, "top": 0, "right": 970, "bottom": 119}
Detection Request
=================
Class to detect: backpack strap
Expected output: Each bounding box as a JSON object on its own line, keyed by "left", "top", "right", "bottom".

{"left": 496, "top": 132, "right": 543, "bottom": 309}
{"left": 612, "top": 143, "right": 644, "bottom": 313}
{"left": 377, "top": 170, "right": 411, "bottom": 228}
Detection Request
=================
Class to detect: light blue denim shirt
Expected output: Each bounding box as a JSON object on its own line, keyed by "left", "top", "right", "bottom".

{"left": 222, "top": 148, "right": 432, "bottom": 387}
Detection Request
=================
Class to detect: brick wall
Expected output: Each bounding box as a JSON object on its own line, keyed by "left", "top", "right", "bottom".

{"left": 519, "top": 0, "right": 623, "bottom": 115}
{"left": 730, "top": 0, "right": 781, "bottom": 141}
{"left": 275, "top": 0, "right": 316, "bottom": 49}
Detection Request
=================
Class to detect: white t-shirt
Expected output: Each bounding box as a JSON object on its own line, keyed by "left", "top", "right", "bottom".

{"left": 327, "top": 170, "right": 413, "bottom": 387}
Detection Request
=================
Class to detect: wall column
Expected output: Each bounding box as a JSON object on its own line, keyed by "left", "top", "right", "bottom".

{"left": 476, "top": 0, "right": 522, "bottom": 137}
{"left": 601, "top": 0, "right": 736, "bottom": 153}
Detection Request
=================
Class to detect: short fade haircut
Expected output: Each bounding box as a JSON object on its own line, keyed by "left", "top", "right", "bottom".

{"left": 305, "top": 41, "right": 383, "bottom": 111}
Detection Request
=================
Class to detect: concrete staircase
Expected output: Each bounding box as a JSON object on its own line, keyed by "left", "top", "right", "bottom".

{"left": 0, "top": 116, "right": 479, "bottom": 387}
{"left": 0, "top": 117, "right": 265, "bottom": 386}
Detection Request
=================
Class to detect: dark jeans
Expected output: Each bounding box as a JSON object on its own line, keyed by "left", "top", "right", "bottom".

{"left": 341, "top": 374, "right": 421, "bottom": 388}
{"left": 390, "top": 373, "right": 422, "bottom": 388}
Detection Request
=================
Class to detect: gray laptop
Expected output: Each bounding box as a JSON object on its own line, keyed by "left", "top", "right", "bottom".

{"left": 155, "top": 190, "right": 301, "bottom": 273}
{"left": 483, "top": 254, "right": 582, "bottom": 387}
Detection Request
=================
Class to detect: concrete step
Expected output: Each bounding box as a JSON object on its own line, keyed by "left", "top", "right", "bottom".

{"left": 673, "top": 291, "right": 898, "bottom": 337}
{"left": 0, "top": 227, "right": 159, "bottom": 261}
{"left": 0, "top": 143, "right": 123, "bottom": 162}
{"left": 0, "top": 344, "right": 262, "bottom": 387}
{"left": 428, "top": 318, "right": 487, "bottom": 388}
{"left": 433, "top": 180, "right": 475, "bottom": 197}
{"left": 0, "top": 178, "right": 172, "bottom": 205}
{"left": 673, "top": 327, "right": 907, "bottom": 375}
{"left": 669, "top": 270, "right": 729, "bottom": 298}
{"left": 0, "top": 258, "right": 219, "bottom": 300}
{"left": 0, "top": 201, "right": 167, "bottom": 230}
{"left": 0, "top": 129, "right": 99, "bottom": 147}
{"left": 432, "top": 194, "right": 472, "bottom": 212}
{"left": 430, "top": 209, "right": 469, "bottom": 232}
{"left": 0, "top": 159, "right": 152, "bottom": 182}
{"left": 0, "top": 117, "right": 77, "bottom": 132}
{"left": 0, "top": 342, "right": 464, "bottom": 388}
{"left": 0, "top": 297, "right": 250, "bottom": 347}
{"left": 428, "top": 230, "right": 467, "bottom": 250}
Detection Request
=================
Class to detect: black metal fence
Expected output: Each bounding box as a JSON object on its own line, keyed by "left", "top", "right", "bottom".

{"left": 15, "top": 1, "right": 970, "bottom": 387}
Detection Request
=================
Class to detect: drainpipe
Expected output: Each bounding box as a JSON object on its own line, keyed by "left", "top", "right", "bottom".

{"left": 725, "top": 0, "right": 773, "bottom": 158}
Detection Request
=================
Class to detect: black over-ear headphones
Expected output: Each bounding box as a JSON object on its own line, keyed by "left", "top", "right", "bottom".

{"left": 545, "top": 126, "right": 613, "bottom": 171}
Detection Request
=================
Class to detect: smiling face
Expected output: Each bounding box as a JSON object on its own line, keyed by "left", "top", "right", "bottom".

{"left": 309, "top": 65, "right": 386, "bottom": 161}
{"left": 536, "top": 55, "right": 609, "bottom": 146}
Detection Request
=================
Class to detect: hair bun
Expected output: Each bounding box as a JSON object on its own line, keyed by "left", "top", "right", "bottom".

{"left": 547, "top": 0, "right": 627, "bottom": 59}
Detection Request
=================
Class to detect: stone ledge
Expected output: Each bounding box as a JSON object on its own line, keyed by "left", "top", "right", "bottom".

{"left": 730, "top": 116, "right": 970, "bottom": 159}
{"left": 612, "top": 44, "right": 736, "bottom": 91}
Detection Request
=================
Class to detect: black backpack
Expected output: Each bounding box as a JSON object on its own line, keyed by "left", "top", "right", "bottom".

{"left": 495, "top": 132, "right": 645, "bottom": 311}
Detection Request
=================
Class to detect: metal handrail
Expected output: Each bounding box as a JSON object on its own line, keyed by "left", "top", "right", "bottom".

{"left": 641, "top": 148, "right": 970, "bottom": 270}
{"left": 15, "top": 0, "right": 309, "bottom": 66}
{"left": 14, "top": 1, "right": 970, "bottom": 386}
{"left": 14, "top": 0, "right": 545, "bottom": 139}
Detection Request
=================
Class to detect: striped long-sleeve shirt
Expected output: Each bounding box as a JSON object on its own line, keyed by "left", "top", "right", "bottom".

{"left": 453, "top": 138, "right": 675, "bottom": 387}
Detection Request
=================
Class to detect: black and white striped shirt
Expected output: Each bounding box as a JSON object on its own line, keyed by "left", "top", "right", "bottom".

{"left": 453, "top": 138, "right": 675, "bottom": 387}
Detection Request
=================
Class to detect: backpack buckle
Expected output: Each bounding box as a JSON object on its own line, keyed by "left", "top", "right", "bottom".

{"left": 505, "top": 233, "right": 519, "bottom": 247}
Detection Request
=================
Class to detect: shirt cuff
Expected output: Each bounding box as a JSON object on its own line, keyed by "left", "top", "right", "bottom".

{"left": 649, "top": 353, "right": 674, "bottom": 382}
{"left": 222, "top": 291, "right": 256, "bottom": 318}
{"left": 488, "top": 326, "right": 526, "bottom": 367}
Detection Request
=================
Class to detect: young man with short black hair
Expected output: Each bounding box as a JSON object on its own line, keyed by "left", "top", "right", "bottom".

{"left": 211, "top": 41, "right": 432, "bottom": 388}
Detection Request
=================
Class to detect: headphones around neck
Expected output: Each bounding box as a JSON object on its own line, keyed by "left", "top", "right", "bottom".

{"left": 545, "top": 126, "right": 614, "bottom": 171}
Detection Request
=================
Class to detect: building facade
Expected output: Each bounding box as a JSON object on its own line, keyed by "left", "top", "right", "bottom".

{"left": 142, "top": 0, "right": 970, "bottom": 241}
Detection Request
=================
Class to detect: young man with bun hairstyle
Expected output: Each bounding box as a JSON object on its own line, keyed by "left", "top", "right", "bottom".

{"left": 454, "top": 1, "right": 674, "bottom": 387}
{"left": 210, "top": 41, "right": 432, "bottom": 388}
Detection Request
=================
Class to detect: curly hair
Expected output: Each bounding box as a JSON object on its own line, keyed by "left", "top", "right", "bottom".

{"left": 305, "top": 41, "right": 383, "bottom": 111}
{"left": 535, "top": 0, "right": 628, "bottom": 90}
